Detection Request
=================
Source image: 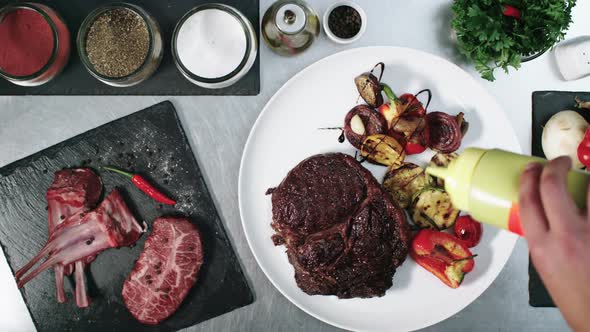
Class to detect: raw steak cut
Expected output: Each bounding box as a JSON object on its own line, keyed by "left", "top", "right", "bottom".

{"left": 46, "top": 168, "right": 102, "bottom": 306}
{"left": 269, "top": 153, "right": 410, "bottom": 298}
{"left": 122, "top": 216, "right": 204, "bottom": 325}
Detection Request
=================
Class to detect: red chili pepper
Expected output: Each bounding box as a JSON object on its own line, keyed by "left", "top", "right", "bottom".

{"left": 410, "top": 229, "right": 476, "bottom": 288}
{"left": 577, "top": 128, "right": 590, "bottom": 168}
{"left": 503, "top": 5, "right": 521, "bottom": 20}
{"left": 103, "top": 167, "right": 176, "bottom": 206}
{"left": 454, "top": 215, "right": 483, "bottom": 248}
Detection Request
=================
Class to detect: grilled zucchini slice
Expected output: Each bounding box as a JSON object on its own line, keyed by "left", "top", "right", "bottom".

{"left": 428, "top": 152, "right": 459, "bottom": 187}
{"left": 410, "top": 187, "right": 459, "bottom": 230}
{"left": 360, "top": 134, "right": 406, "bottom": 167}
{"left": 403, "top": 171, "right": 431, "bottom": 198}
{"left": 383, "top": 163, "right": 431, "bottom": 208}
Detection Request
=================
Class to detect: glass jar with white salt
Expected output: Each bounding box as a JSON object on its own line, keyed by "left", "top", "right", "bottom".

{"left": 172, "top": 4, "right": 257, "bottom": 89}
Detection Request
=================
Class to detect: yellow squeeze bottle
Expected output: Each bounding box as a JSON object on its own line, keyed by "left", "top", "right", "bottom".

{"left": 426, "top": 148, "right": 590, "bottom": 235}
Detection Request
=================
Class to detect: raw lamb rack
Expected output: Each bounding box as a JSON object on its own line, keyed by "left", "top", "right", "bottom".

{"left": 16, "top": 188, "right": 144, "bottom": 306}
{"left": 45, "top": 169, "right": 102, "bottom": 306}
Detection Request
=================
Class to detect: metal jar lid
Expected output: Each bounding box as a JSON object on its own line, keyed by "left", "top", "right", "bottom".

{"left": 275, "top": 3, "right": 306, "bottom": 34}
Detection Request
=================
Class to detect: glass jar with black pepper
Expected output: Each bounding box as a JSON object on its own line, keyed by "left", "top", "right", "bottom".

{"left": 77, "top": 3, "right": 163, "bottom": 87}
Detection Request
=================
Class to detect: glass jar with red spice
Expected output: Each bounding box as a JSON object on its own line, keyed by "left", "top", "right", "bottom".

{"left": 0, "top": 3, "right": 71, "bottom": 86}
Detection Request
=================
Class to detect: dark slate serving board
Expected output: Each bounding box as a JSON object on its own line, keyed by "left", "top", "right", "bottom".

{"left": 0, "top": 0, "right": 260, "bottom": 95}
{"left": 530, "top": 90, "right": 590, "bottom": 307}
{"left": 0, "top": 101, "right": 253, "bottom": 331}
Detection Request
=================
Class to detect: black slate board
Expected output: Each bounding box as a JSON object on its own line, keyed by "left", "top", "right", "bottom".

{"left": 0, "top": 101, "right": 254, "bottom": 331}
{"left": 0, "top": 0, "right": 260, "bottom": 95}
{"left": 530, "top": 90, "right": 590, "bottom": 307}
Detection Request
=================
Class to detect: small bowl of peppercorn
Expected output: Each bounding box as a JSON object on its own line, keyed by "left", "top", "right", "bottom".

{"left": 323, "top": 1, "right": 366, "bottom": 44}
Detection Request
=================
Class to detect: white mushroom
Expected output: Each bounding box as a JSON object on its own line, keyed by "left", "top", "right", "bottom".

{"left": 542, "top": 110, "right": 589, "bottom": 169}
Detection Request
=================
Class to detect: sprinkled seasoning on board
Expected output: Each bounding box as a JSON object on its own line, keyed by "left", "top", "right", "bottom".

{"left": 85, "top": 8, "right": 150, "bottom": 78}
{"left": 328, "top": 5, "right": 362, "bottom": 39}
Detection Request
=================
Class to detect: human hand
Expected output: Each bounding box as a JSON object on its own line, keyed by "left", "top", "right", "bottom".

{"left": 519, "top": 156, "right": 590, "bottom": 332}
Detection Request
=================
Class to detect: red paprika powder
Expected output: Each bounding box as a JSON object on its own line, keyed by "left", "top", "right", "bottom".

{"left": 0, "top": 3, "right": 70, "bottom": 86}
{"left": 0, "top": 8, "right": 54, "bottom": 76}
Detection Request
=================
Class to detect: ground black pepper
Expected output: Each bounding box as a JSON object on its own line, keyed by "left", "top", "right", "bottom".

{"left": 85, "top": 8, "right": 150, "bottom": 78}
{"left": 328, "top": 5, "right": 362, "bottom": 39}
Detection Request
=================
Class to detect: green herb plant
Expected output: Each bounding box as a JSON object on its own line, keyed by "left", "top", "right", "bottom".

{"left": 452, "top": 0, "right": 576, "bottom": 81}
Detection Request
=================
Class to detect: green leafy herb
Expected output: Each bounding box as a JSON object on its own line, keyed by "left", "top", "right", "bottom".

{"left": 452, "top": 0, "right": 576, "bottom": 81}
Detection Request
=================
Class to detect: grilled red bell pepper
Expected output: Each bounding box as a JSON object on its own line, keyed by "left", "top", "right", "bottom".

{"left": 379, "top": 85, "right": 430, "bottom": 155}
{"left": 378, "top": 86, "right": 427, "bottom": 124}
{"left": 398, "top": 93, "right": 426, "bottom": 118}
{"left": 406, "top": 116, "right": 430, "bottom": 155}
{"left": 405, "top": 141, "right": 427, "bottom": 155}
{"left": 410, "top": 229, "right": 476, "bottom": 288}
{"left": 377, "top": 84, "right": 401, "bottom": 127}
{"left": 577, "top": 128, "right": 590, "bottom": 168}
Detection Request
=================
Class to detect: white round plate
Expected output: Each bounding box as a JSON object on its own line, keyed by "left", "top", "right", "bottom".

{"left": 239, "top": 46, "right": 520, "bottom": 332}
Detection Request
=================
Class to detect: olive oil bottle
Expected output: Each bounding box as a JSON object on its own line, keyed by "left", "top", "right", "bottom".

{"left": 261, "top": 0, "right": 320, "bottom": 56}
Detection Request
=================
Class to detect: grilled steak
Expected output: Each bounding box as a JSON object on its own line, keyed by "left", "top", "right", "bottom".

{"left": 269, "top": 153, "right": 410, "bottom": 298}
{"left": 122, "top": 217, "right": 203, "bottom": 325}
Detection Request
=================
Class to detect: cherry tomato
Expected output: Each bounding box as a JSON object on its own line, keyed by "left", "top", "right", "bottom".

{"left": 577, "top": 128, "right": 590, "bottom": 168}
{"left": 454, "top": 215, "right": 483, "bottom": 248}
{"left": 502, "top": 5, "right": 521, "bottom": 20}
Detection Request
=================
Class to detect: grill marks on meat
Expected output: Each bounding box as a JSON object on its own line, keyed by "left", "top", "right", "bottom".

{"left": 15, "top": 189, "right": 143, "bottom": 296}
{"left": 123, "top": 217, "right": 203, "bottom": 325}
{"left": 270, "top": 153, "right": 410, "bottom": 298}
{"left": 46, "top": 168, "right": 102, "bottom": 305}
{"left": 272, "top": 154, "right": 367, "bottom": 240}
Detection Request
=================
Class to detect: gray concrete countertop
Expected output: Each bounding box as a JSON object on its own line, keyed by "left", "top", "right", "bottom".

{"left": 1, "top": 1, "right": 587, "bottom": 331}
